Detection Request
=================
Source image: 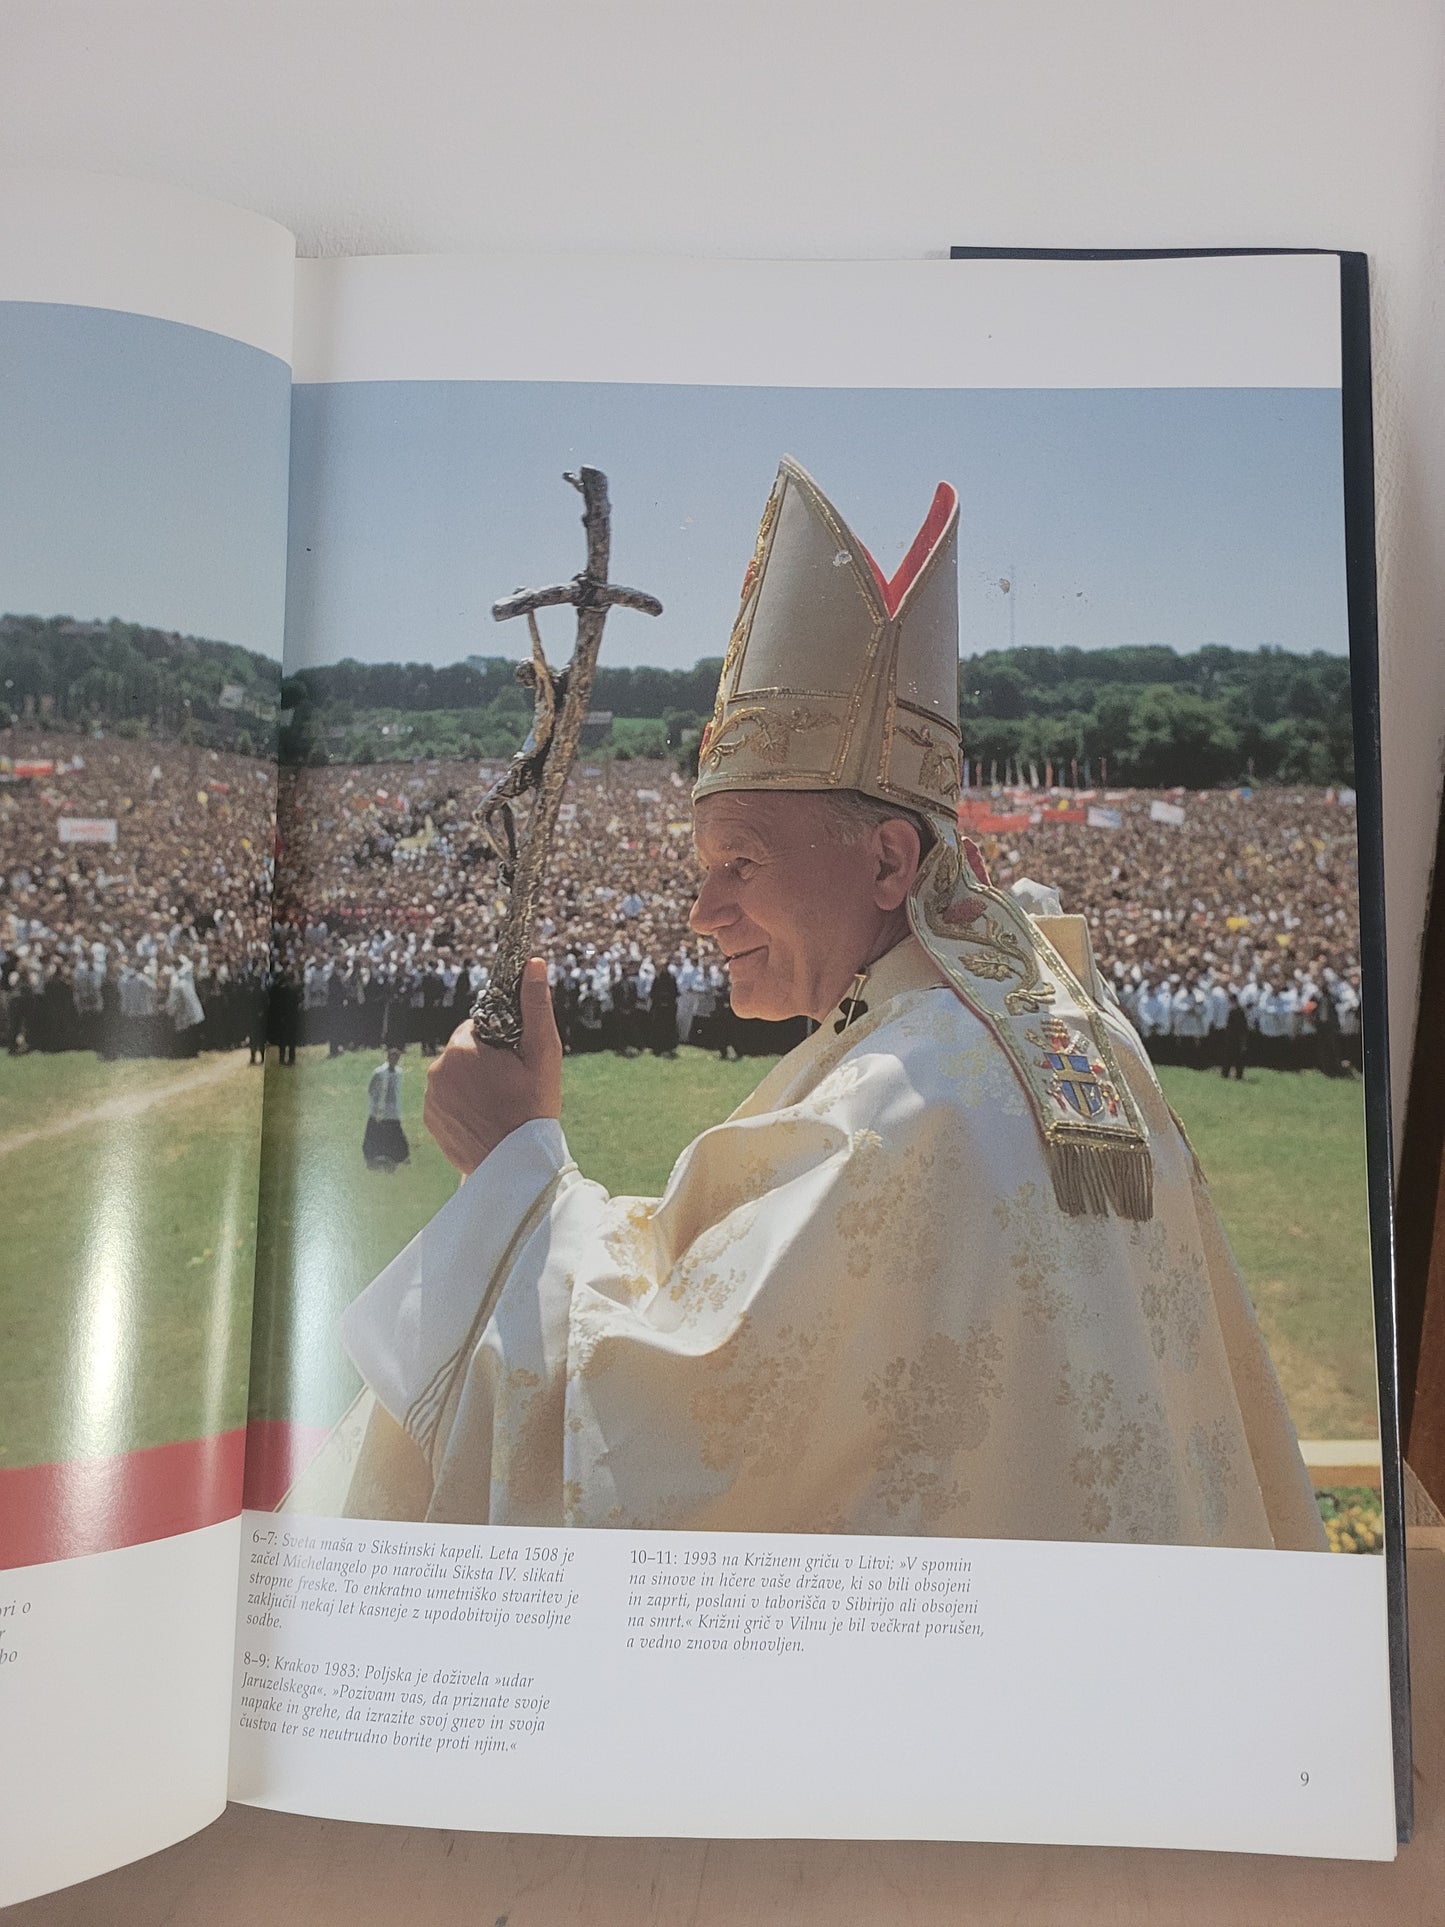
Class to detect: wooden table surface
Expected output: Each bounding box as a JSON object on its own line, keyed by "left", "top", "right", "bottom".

{"left": 15, "top": 1550, "right": 1442, "bottom": 1926}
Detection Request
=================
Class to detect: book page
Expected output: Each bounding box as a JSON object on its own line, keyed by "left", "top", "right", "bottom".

{"left": 233, "top": 249, "right": 1397, "bottom": 1859}
{"left": 0, "top": 172, "right": 294, "bottom": 1907}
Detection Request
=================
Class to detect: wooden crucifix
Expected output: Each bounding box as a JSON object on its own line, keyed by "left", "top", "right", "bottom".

{"left": 470, "top": 466, "right": 662, "bottom": 1048}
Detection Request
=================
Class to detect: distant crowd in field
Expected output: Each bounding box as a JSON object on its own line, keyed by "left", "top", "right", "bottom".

{"left": 0, "top": 731, "right": 273, "bottom": 1060}
{"left": 268, "top": 757, "right": 802, "bottom": 1061}
{"left": 2, "top": 732, "right": 1363, "bottom": 1077}
{"left": 987, "top": 784, "right": 1364, "bottom": 1079}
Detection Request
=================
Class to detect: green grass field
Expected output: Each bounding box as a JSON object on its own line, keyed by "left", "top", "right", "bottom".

{"left": 0, "top": 1052, "right": 264, "bottom": 1469}
{"left": 0, "top": 1045, "right": 1380, "bottom": 1469}
{"left": 0, "top": 1049, "right": 193, "bottom": 1140}
{"left": 1155, "top": 1065, "right": 1377, "bottom": 1439}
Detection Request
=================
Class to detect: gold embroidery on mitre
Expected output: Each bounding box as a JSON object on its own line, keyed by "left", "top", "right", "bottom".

{"left": 694, "top": 457, "right": 961, "bottom": 820}
{"left": 898, "top": 722, "right": 962, "bottom": 802}
{"left": 736, "top": 485, "right": 781, "bottom": 625}
{"left": 700, "top": 703, "right": 835, "bottom": 773}
{"left": 908, "top": 839, "right": 1154, "bottom": 1222}
{"left": 701, "top": 484, "right": 783, "bottom": 759}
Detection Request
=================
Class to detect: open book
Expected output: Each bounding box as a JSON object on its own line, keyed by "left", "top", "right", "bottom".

{"left": 0, "top": 174, "right": 1406, "bottom": 1905}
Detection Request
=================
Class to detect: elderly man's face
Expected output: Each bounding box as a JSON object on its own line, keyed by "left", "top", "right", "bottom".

{"left": 689, "top": 792, "right": 917, "bottom": 1022}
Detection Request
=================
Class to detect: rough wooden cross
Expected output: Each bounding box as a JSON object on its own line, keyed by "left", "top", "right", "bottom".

{"left": 470, "top": 466, "right": 662, "bottom": 1048}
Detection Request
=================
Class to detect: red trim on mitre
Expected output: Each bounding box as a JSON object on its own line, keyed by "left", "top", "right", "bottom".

{"left": 861, "top": 482, "right": 957, "bottom": 617}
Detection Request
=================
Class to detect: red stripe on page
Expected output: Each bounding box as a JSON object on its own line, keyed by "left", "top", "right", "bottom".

{"left": 241, "top": 1418, "right": 332, "bottom": 1513}
{"left": 0, "top": 1428, "right": 247, "bottom": 1570}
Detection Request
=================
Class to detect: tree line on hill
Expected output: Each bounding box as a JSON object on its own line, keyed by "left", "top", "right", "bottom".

{"left": 0, "top": 615, "right": 280, "bottom": 755}
{"left": 0, "top": 617, "right": 1357, "bottom": 788}
{"left": 280, "top": 643, "right": 1356, "bottom": 787}
{"left": 959, "top": 644, "right": 1356, "bottom": 787}
{"left": 276, "top": 654, "right": 723, "bottom": 767}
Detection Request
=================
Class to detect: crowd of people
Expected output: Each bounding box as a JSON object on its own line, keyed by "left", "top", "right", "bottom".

{"left": 3, "top": 732, "right": 1364, "bottom": 1079}
{"left": 982, "top": 785, "right": 1364, "bottom": 1078}
{"left": 268, "top": 757, "right": 804, "bottom": 1061}
{"left": 0, "top": 732, "right": 273, "bottom": 1059}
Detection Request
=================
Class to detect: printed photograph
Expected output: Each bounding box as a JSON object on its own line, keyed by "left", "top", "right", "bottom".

{"left": 255, "top": 375, "right": 1381, "bottom": 1555}
{"left": 0, "top": 299, "right": 289, "bottom": 1566}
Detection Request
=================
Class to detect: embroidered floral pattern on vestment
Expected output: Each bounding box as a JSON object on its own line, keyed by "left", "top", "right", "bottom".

{"left": 863, "top": 1328, "right": 1004, "bottom": 1527}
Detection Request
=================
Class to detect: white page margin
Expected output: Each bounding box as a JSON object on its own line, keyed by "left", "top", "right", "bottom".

{"left": 1, "top": 1520, "right": 241, "bottom": 1908}
{"left": 293, "top": 251, "right": 1340, "bottom": 390}
{"left": 229, "top": 1519, "right": 1395, "bottom": 1861}
{"left": 0, "top": 169, "right": 294, "bottom": 362}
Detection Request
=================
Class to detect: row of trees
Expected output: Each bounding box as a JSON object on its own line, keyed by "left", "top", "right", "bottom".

{"left": 0, "top": 615, "right": 280, "bottom": 753}
{"left": 2, "top": 618, "right": 1356, "bottom": 788}
{"left": 959, "top": 644, "right": 1356, "bottom": 787}
{"left": 283, "top": 642, "right": 1357, "bottom": 786}
{"left": 290, "top": 653, "right": 725, "bottom": 723}
{"left": 278, "top": 658, "right": 712, "bottom": 766}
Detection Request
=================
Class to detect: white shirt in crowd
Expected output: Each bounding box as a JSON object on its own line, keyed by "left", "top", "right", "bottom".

{"left": 367, "top": 1063, "right": 404, "bottom": 1121}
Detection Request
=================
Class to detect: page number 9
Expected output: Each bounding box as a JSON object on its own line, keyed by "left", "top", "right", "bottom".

{"left": 1300, "top": 1771, "right": 1310, "bottom": 1786}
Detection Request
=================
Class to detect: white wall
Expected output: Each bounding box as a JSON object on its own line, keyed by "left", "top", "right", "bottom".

{"left": 7, "top": 0, "right": 1443, "bottom": 1130}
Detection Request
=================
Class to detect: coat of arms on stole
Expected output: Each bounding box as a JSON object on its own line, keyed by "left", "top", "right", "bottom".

{"left": 1028, "top": 1015, "right": 1123, "bottom": 1121}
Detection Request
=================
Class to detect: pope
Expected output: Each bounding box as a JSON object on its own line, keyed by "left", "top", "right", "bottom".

{"left": 330, "top": 457, "right": 1327, "bottom": 1550}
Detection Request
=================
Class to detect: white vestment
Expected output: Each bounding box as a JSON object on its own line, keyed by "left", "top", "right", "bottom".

{"left": 337, "top": 938, "right": 1326, "bottom": 1550}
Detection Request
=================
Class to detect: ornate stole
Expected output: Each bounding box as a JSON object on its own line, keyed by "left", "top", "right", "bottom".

{"left": 907, "top": 839, "right": 1154, "bottom": 1222}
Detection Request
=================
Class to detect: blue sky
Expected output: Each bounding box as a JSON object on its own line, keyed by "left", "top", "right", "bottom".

{"left": 0, "top": 295, "right": 1347, "bottom": 676}
{"left": 283, "top": 379, "right": 1348, "bottom": 674}
{"left": 0, "top": 301, "right": 290, "bottom": 660}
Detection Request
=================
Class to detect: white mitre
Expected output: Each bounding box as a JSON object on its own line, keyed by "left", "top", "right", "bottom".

{"left": 696, "top": 457, "right": 1153, "bottom": 1222}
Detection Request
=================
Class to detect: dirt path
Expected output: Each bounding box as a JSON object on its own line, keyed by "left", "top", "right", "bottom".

{"left": 0, "top": 1051, "right": 255, "bottom": 1157}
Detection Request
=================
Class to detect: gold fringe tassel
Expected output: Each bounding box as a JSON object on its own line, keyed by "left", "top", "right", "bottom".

{"left": 1047, "top": 1136, "right": 1154, "bottom": 1223}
